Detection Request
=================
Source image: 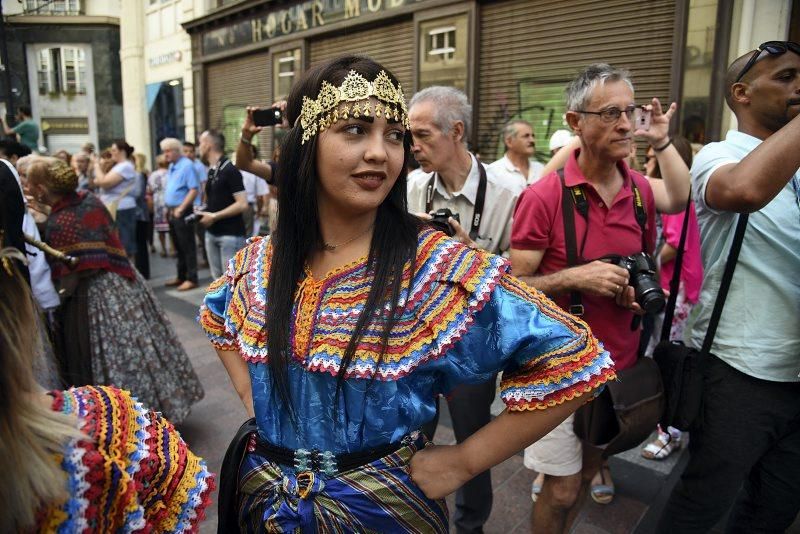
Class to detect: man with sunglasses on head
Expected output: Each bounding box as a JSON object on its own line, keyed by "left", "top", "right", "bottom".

{"left": 510, "top": 63, "right": 680, "bottom": 533}
{"left": 658, "top": 41, "right": 800, "bottom": 534}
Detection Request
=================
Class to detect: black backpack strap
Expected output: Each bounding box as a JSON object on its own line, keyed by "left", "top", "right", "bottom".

{"left": 660, "top": 193, "right": 693, "bottom": 342}
{"left": 559, "top": 169, "right": 584, "bottom": 316}
{"left": 700, "top": 213, "right": 749, "bottom": 355}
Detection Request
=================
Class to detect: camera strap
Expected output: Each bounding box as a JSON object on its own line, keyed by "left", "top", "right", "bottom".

{"left": 558, "top": 168, "right": 650, "bottom": 317}
{"left": 425, "top": 161, "right": 487, "bottom": 240}
{"left": 559, "top": 170, "right": 585, "bottom": 316}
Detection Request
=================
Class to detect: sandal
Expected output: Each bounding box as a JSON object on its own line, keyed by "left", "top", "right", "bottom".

{"left": 590, "top": 464, "right": 614, "bottom": 505}
{"left": 531, "top": 472, "right": 545, "bottom": 502}
{"left": 642, "top": 427, "right": 682, "bottom": 460}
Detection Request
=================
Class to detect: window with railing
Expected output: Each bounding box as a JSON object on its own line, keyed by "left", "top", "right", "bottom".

{"left": 37, "top": 47, "right": 87, "bottom": 95}
{"left": 24, "top": 0, "right": 82, "bottom": 15}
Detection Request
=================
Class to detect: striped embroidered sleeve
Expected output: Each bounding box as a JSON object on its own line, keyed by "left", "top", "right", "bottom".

{"left": 494, "top": 275, "right": 615, "bottom": 410}
{"left": 199, "top": 273, "right": 238, "bottom": 351}
{"left": 436, "top": 273, "right": 615, "bottom": 411}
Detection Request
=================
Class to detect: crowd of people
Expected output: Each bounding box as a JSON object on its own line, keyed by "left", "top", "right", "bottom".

{"left": 0, "top": 41, "right": 797, "bottom": 533}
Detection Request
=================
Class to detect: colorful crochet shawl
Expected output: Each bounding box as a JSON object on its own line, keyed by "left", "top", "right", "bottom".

{"left": 45, "top": 191, "right": 135, "bottom": 281}
{"left": 36, "top": 386, "right": 214, "bottom": 533}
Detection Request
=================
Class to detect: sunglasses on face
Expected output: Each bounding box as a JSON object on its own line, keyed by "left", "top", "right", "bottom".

{"left": 576, "top": 104, "right": 636, "bottom": 123}
{"left": 735, "top": 41, "right": 800, "bottom": 83}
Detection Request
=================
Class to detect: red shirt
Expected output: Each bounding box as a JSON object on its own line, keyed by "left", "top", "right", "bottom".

{"left": 511, "top": 149, "right": 656, "bottom": 371}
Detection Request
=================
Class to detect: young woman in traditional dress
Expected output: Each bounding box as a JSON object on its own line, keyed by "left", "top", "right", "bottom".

{"left": 200, "top": 55, "right": 615, "bottom": 532}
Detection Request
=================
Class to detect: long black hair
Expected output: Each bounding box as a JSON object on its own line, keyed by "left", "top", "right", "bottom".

{"left": 267, "top": 55, "right": 422, "bottom": 417}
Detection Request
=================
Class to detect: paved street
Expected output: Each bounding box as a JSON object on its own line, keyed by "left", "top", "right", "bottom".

{"left": 146, "top": 251, "right": 799, "bottom": 534}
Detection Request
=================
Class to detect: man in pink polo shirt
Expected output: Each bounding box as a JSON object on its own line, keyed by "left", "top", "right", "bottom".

{"left": 511, "top": 63, "right": 669, "bottom": 533}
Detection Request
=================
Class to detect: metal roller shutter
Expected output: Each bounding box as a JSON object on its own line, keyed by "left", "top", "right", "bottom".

{"left": 206, "top": 52, "right": 273, "bottom": 156}
{"left": 478, "top": 0, "right": 677, "bottom": 161}
{"left": 308, "top": 19, "right": 414, "bottom": 91}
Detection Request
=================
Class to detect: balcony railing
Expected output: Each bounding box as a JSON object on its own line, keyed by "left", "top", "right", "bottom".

{"left": 23, "top": 0, "right": 83, "bottom": 16}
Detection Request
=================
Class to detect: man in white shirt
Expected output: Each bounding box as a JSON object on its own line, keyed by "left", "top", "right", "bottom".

{"left": 241, "top": 168, "right": 268, "bottom": 237}
{"left": 487, "top": 119, "right": 545, "bottom": 189}
{"left": 407, "top": 86, "right": 523, "bottom": 534}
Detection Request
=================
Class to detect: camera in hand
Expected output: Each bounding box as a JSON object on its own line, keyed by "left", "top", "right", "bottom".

{"left": 604, "top": 252, "right": 665, "bottom": 313}
{"left": 252, "top": 106, "right": 284, "bottom": 127}
{"left": 183, "top": 205, "right": 206, "bottom": 224}
{"left": 427, "top": 208, "right": 460, "bottom": 237}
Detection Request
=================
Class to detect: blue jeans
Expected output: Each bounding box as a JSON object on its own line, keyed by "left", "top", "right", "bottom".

{"left": 205, "top": 233, "right": 246, "bottom": 279}
{"left": 115, "top": 207, "right": 138, "bottom": 258}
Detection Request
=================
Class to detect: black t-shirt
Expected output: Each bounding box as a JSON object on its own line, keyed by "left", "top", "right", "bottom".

{"left": 205, "top": 157, "right": 246, "bottom": 237}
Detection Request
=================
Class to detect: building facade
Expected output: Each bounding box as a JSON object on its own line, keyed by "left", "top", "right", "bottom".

{"left": 119, "top": 0, "right": 208, "bottom": 168}
{"left": 179, "top": 0, "right": 797, "bottom": 161}
{"left": 1, "top": 0, "right": 123, "bottom": 153}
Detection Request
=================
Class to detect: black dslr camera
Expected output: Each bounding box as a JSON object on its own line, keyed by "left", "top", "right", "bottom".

{"left": 427, "top": 208, "right": 460, "bottom": 237}
{"left": 603, "top": 252, "right": 665, "bottom": 313}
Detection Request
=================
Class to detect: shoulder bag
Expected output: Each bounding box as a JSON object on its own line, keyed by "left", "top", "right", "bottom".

{"left": 654, "top": 202, "right": 748, "bottom": 431}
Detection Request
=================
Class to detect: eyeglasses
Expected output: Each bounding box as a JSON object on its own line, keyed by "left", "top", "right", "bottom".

{"left": 735, "top": 41, "right": 800, "bottom": 83}
{"left": 576, "top": 105, "right": 636, "bottom": 124}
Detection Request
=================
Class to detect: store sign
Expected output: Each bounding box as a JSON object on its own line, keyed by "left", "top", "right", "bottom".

{"left": 202, "top": 0, "right": 424, "bottom": 55}
{"left": 149, "top": 51, "right": 182, "bottom": 67}
{"left": 41, "top": 117, "right": 89, "bottom": 134}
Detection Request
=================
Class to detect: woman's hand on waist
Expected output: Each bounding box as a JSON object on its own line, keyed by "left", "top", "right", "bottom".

{"left": 409, "top": 443, "right": 472, "bottom": 500}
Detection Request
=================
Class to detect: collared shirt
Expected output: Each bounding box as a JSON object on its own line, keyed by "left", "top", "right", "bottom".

{"left": 407, "top": 152, "right": 522, "bottom": 255}
{"left": 511, "top": 148, "right": 656, "bottom": 371}
{"left": 686, "top": 130, "right": 800, "bottom": 382}
{"left": 164, "top": 156, "right": 200, "bottom": 208}
{"left": 487, "top": 154, "right": 545, "bottom": 190}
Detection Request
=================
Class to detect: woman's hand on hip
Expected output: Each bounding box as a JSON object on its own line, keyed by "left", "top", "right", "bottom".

{"left": 409, "top": 443, "right": 472, "bottom": 500}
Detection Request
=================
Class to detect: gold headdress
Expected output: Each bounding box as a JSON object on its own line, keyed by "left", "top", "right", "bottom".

{"left": 299, "top": 70, "right": 409, "bottom": 144}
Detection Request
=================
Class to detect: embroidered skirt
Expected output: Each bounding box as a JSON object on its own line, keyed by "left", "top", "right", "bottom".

{"left": 237, "top": 440, "right": 448, "bottom": 533}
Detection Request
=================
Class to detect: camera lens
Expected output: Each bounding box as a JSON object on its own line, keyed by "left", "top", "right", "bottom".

{"left": 634, "top": 276, "right": 666, "bottom": 313}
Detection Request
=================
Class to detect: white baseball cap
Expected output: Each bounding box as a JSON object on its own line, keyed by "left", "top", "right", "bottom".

{"left": 548, "top": 129, "right": 573, "bottom": 152}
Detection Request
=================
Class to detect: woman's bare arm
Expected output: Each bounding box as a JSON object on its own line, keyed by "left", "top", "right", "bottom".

{"left": 215, "top": 348, "right": 254, "bottom": 417}
{"left": 410, "top": 395, "right": 585, "bottom": 498}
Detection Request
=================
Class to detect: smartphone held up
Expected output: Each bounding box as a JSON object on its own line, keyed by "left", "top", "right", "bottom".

{"left": 634, "top": 106, "right": 651, "bottom": 131}
{"left": 252, "top": 106, "right": 284, "bottom": 127}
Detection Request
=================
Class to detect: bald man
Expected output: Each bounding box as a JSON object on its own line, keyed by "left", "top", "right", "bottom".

{"left": 658, "top": 42, "right": 800, "bottom": 533}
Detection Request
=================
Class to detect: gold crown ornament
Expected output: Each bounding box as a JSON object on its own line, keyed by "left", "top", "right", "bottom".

{"left": 299, "top": 70, "right": 409, "bottom": 144}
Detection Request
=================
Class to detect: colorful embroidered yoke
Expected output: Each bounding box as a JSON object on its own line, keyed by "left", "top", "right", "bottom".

{"left": 36, "top": 386, "right": 214, "bottom": 533}
{"left": 200, "top": 229, "right": 615, "bottom": 454}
